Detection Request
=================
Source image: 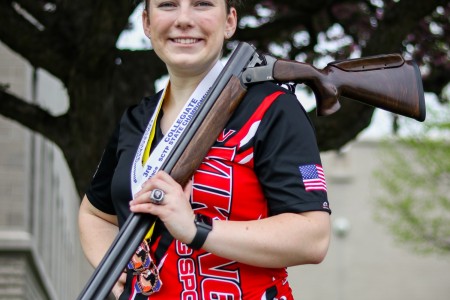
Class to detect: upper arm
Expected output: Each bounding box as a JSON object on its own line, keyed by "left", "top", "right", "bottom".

{"left": 296, "top": 210, "right": 331, "bottom": 263}
{"left": 298, "top": 210, "right": 331, "bottom": 232}
{"left": 84, "top": 122, "right": 121, "bottom": 215}
{"left": 79, "top": 195, "right": 118, "bottom": 226}
{"left": 254, "top": 91, "right": 331, "bottom": 215}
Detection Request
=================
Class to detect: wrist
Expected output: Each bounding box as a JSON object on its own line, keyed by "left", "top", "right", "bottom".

{"left": 187, "top": 214, "right": 213, "bottom": 250}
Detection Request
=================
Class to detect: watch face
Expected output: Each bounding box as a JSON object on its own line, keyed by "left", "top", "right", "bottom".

{"left": 196, "top": 214, "right": 213, "bottom": 227}
{"left": 188, "top": 214, "right": 213, "bottom": 250}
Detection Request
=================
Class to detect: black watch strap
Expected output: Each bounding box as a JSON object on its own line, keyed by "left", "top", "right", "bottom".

{"left": 187, "top": 214, "right": 213, "bottom": 250}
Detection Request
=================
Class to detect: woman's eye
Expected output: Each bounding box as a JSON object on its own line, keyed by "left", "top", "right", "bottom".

{"left": 158, "top": 1, "right": 176, "bottom": 8}
{"left": 195, "top": 1, "right": 213, "bottom": 7}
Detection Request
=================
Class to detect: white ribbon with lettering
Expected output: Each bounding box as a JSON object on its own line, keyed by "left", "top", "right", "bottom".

{"left": 131, "top": 61, "right": 223, "bottom": 196}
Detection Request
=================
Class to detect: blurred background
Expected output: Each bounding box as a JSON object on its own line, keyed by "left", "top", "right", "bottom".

{"left": 1, "top": 0, "right": 449, "bottom": 299}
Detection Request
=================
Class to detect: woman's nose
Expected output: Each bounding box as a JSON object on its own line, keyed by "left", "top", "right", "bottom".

{"left": 174, "top": 4, "right": 195, "bottom": 29}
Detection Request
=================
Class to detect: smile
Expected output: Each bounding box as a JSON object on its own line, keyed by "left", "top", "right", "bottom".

{"left": 172, "top": 38, "right": 200, "bottom": 44}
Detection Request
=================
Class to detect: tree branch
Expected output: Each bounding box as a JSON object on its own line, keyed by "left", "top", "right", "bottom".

{"left": 236, "top": 12, "right": 311, "bottom": 49}
{"left": 235, "top": 0, "right": 334, "bottom": 48}
{"left": 0, "top": 87, "right": 69, "bottom": 146}
{"left": 311, "top": 100, "right": 375, "bottom": 151}
{"left": 40, "top": 0, "right": 100, "bottom": 43}
{"left": 364, "top": 0, "right": 449, "bottom": 55}
{"left": 0, "top": 0, "right": 72, "bottom": 82}
{"left": 422, "top": 65, "right": 450, "bottom": 103}
{"left": 111, "top": 49, "right": 168, "bottom": 117}
{"left": 114, "top": 49, "right": 168, "bottom": 92}
{"left": 74, "top": 0, "right": 136, "bottom": 73}
{"left": 14, "top": 0, "right": 58, "bottom": 28}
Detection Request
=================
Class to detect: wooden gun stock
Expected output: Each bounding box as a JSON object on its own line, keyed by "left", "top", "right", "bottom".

{"left": 273, "top": 54, "right": 426, "bottom": 121}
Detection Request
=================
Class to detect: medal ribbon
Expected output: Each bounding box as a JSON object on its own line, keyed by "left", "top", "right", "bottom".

{"left": 131, "top": 60, "right": 223, "bottom": 196}
{"left": 128, "top": 61, "right": 223, "bottom": 296}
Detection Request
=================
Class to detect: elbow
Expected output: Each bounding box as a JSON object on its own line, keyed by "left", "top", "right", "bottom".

{"left": 288, "top": 233, "right": 329, "bottom": 267}
{"left": 309, "top": 222, "right": 331, "bottom": 264}
{"left": 308, "top": 237, "right": 330, "bottom": 264}
{"left": 299, "top": 213, "right": 331, "bottom": 265}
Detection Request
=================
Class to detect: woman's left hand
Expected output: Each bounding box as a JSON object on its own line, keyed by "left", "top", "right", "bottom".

{"left": 111, "top": 271, "right": 127, "bottom": 299}
{"left": 129, "top": 171, "right": 196, "bottom": 244}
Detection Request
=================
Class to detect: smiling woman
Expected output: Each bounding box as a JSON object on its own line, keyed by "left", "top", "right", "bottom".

{"left": 78, "top": 0, "right": 331, "bottom": 299}
{"left": 142, "top": 0, "right": 237, "bottom": 85}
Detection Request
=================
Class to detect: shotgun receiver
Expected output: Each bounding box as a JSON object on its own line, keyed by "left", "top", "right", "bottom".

{"left": 78, "top": 42, "right": 426, "bottom": 299}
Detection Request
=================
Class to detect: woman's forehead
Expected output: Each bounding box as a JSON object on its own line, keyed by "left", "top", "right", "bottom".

{"left": 143, "top": 0, "right": 238, "bottom": 6}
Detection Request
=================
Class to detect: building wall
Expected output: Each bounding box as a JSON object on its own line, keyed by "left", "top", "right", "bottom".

{"left": 289, "top": 141, "right": 450, "bottom": 300}
{"left": 0, "top": 42, "right": 92, "bottom": 300}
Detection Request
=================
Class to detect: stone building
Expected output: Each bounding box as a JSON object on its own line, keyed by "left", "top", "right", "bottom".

{"left": 0, "top": 42, "right": 91, "bottom": 299}
{"left": 1, "top": 41, "right": 449, "bottom": 299}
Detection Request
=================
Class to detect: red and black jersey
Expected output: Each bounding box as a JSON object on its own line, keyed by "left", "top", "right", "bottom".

{"left": 86, "top": 82, "right": 330, "bottom": 300}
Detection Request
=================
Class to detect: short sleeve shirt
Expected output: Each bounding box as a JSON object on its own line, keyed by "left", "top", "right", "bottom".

{"left": 86, "top": 82, "right": 330, "bottom": 299}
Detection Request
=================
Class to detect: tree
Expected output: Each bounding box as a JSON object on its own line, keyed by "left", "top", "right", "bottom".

{"left": 374, "top": 106, "right": 450, "bottom": 254}
{"left": 0, "top": 0, "right": 449, "bottom": 195}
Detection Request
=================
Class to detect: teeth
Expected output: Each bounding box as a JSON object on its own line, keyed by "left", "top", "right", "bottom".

{"left": 173, "top": 38, "right": 198, "bottom": 44}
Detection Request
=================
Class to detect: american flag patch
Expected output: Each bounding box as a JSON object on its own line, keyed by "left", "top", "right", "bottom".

{"left": 299, "top": 164, "right": 327, "bottom": 192}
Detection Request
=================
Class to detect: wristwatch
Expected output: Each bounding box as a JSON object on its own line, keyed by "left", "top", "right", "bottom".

{"left": 187, "top": 214, "right": 213, "bottom": 250}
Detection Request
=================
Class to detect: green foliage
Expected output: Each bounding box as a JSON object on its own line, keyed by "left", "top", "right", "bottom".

{"left": 0, "top": 83, "right": 9, "bottom": 91}
{"left": 374, "top": 106, "right": 450, "bottom": 255}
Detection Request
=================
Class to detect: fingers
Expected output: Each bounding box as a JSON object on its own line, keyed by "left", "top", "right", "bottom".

{"left": 112, "top": 272, "right": 126, "bottom": 299}
{"left": 135, "top": 171, "right": 171, "bottom": 198}
{"left": 133, "top": 172, "right": 171, "bottom": 203}
{"left": 128, "top": 172, "right": 196, "bottom": 244}
{"left": 183, "top": 180, "right": 193, "bottom": 202}
{"left": 130, "top": 171, "right": 187, "bottom": 212}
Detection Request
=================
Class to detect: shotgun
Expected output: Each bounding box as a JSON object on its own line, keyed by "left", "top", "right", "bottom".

{"left": 78, "top": 42, "right": 425, "bottom": 299}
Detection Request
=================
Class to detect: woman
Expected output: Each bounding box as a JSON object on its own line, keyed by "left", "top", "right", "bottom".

{"left": 79, "top": 0, "right": 331, "bottom": 299}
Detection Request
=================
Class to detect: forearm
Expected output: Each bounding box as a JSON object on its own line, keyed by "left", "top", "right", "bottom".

{"left": 78, "top": 196, "right": 119, "bottom": 268}
{"left": 202, "top": 211, "right": 330, "bottom": 268}
{"left": 129, "top": 172, "right": 331, "bottom": 269}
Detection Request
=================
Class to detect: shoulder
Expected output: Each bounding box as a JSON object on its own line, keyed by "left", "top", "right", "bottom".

{"left": 123, "top": 90, "right": 163, "bottom": 120}
{"left": 244, "top": 82, "right": 302, "bottom": 111}
{"left": 245, "top": 82, "right": 293, "bottom": 101}
{"left": 120, "top": 90, "right": 163, "bottom": 131}
{"left": 243, "top": 82, "right": 312, "bottom": 125}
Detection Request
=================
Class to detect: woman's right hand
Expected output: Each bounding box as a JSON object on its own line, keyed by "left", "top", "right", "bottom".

{"left": 111, "top": 271, "right": 127, "bottom": 299}
{"left": 130, "top": 171, "right": 196, "bottom": 245}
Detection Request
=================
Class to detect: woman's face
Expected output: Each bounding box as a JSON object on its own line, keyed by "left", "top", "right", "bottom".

{"left": 143, "top": 0, "right": 237, "bottom": 77}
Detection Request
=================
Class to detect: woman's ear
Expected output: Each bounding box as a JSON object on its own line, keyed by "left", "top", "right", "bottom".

{"left": 142, "top": 9, "right": 151, "bottom": 39}
{"left": 224, "top": 7, "right": 238, "bottom": 39}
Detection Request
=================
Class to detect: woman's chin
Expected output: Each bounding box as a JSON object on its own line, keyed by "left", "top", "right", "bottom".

{"left": 168, "top": 58, "right": 217, "bottom": 77}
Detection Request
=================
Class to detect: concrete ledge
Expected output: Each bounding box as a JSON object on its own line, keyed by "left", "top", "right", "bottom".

{"left": 0, "top": 230, "right": 32, "bottom": 251}
{"left": 0, "top": 230, "right": 58, "bottom": 299}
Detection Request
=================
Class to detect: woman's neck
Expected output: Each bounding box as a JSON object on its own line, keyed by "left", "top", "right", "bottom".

{"left": 160, "top": 71, "right": 205, "bottom": 134}
{"left": 166, "top": 76, "right": 202, "bottom": 105}
{"left": 165, "top": 59, "right": 219, "bottom": 105}
{"left": 160, "top": 61, "right": 219, "bottom": 134}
